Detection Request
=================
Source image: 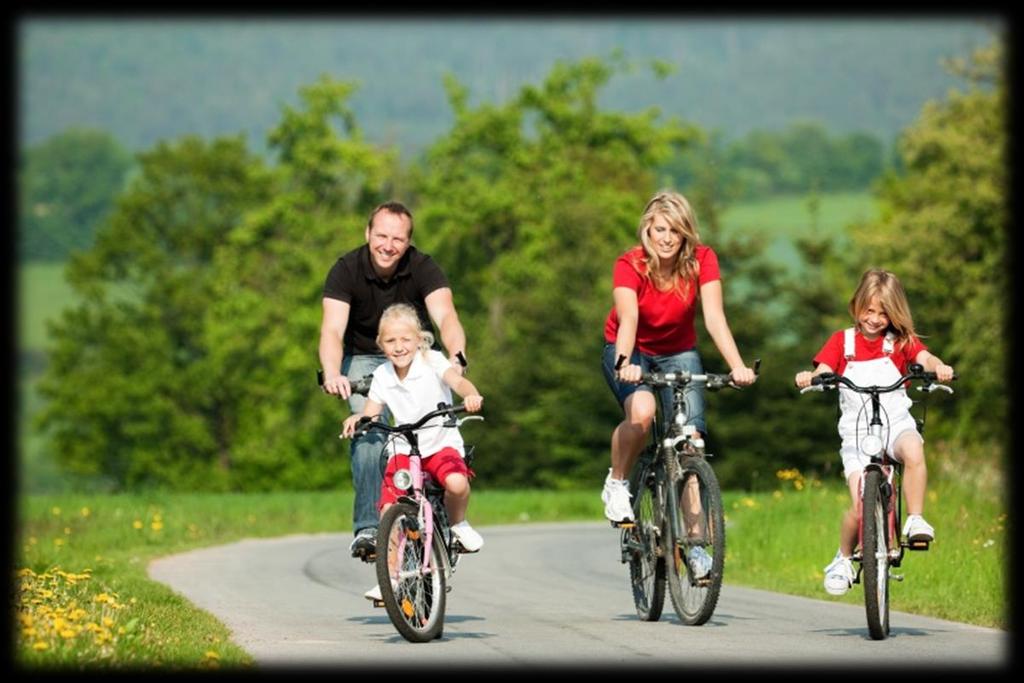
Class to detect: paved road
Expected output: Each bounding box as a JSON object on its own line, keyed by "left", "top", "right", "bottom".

{"left": 148, "top": 521, "right": 1009, "bottom": 671}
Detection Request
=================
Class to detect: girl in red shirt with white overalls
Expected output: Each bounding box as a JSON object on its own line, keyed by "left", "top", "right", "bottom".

{"left": 795, "top": 269, "right": 954, "bottom": 596}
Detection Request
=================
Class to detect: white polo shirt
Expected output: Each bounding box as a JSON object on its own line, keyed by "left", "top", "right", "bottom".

{"left": 368, "top": 349, "right": 465, "bottom": 458}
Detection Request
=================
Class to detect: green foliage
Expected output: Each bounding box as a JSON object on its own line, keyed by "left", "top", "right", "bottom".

{"left": 36, "top": 136, "right": 274, "bottom": 491}
{"left": 19, "top": 128, "right": 133, "bottom": 261}
{"left": 414, "top": 56, "right": 701, "bottom": 488}
{"left": 662, "top": 121, "right": 889, "bottom": 202}
{"left": 852, "top": 38, "right": 1007, "bottom": 445}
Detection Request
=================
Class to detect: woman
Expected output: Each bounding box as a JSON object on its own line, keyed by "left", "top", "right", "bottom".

{"left": 601, "top": 190, "right": 756, "bottom": 530}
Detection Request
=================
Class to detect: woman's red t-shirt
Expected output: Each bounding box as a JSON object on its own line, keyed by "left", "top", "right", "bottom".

{"left": 603, "top": 245, "right": 720, "bottom": 356}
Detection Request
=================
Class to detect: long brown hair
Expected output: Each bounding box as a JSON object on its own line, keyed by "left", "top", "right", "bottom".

{"left": 635, "top": 190, "right": 702, "bottom": 298}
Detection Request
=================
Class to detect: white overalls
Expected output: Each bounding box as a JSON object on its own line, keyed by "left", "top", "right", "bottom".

{"left": 837, "top": 328, "right": 921, "bottom": 479}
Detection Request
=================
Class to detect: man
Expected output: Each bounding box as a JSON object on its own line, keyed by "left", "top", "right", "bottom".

{"left": 319, "top": 201, "right": 468, "bottom": 561}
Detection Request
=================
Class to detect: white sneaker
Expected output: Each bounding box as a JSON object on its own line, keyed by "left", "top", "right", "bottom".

{"left": 451, "top": 520, "right": 484, "bottom": 552}
{"left": 601, "top": 470, "right": 634, "bottom": 524}
{"left": 902, "top": 514, "right": 935, "bottom": 541}
{"left": 687, "top": 545, "right": 713, "bottom": 578}
{"left": 823, "top": 550, "right": 855, "bottom": 596}
{"left": 363, "top": 584, "right": 382, "bottom": 601}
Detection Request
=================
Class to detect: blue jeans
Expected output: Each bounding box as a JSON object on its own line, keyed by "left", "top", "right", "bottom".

{"left": 601, "top": 343, "right": 708, "bottom": 436}
{"left": 343, "top": 354, "right": 391, "bottom": 535}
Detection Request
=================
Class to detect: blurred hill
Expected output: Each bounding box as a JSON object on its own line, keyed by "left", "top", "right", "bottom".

{"left": 18, "top": 17, "right": 998, "bottom": 156}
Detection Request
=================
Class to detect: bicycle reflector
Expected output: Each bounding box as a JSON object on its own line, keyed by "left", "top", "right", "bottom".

{"left": 860, "top": 434, "right": 884, "bottom": 457}
{"left": 393, "top": 469, "right": 413, "bottom": 491}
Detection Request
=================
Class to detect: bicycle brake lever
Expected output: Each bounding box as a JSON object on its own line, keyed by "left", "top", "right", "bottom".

{"left": 799, "top": 385, "right": 826, "bottom": 394}
{"left": 457, "top": 415, "right": 485, "bottom": 426}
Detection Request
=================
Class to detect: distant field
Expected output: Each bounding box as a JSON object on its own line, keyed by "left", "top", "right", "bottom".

{"left": 19, "top": 261, "right": 74, "bottom": 353}
{"left": 718, "top": 190, "right": 878, "bottom": 268}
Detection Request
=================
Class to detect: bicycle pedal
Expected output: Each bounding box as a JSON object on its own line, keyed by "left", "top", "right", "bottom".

{"left": 371, "top": 599, "right": 386, "bottom": 608}
{"left": 906, "top": 537, "right": 931, "bottom": 551}
{"left": 611, "top": 519, "right": 636, "bottom": 529}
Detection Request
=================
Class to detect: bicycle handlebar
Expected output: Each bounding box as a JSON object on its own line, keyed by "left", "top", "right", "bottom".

{"left": 317, "top": 368, "right": 372, "bottom": 396}
{"left": 800, "top": 363, "right": 957, "bottom": 395}
{"left": 641, "top": 358, "right": 760, "bottom": 392}
{"left": 352, "top": 403, "right": 470, "bottom": 439}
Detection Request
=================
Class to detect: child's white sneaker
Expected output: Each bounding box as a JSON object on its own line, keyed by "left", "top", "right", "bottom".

{"left": 364, "top": 584, "right": 382, "bottom": 601}
{"left": 451, "top": 520, "right": 484, "bottom": 552}
{"left": 823, "top": 549, "right": 855, "bottom": 596}
{"left": 902, "top": 514, "right": 935, "bottom": 541}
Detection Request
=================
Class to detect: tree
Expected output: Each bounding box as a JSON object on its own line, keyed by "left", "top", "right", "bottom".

{"left": 36, "top": 136, "right": 273, "bottom": 490}
{"left": 411, "top": 56, "right": 704, "bottom": 488}
{"left": 852, "top": 36, "right": 1006, "bottom": 446}
{"left": 19, "top": 128, "right": 133, "bottom": 261}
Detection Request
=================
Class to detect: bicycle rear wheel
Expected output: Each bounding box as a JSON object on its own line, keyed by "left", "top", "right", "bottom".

{"left": 666, "top": 455, "right": 725, "bottom": 625}
{"left": 624, "top": 460, "right": 665, "bottom": 621}
{"left": 862, "top": 469, "right": 891, "bottom": 640}
{"left": 376, "top": 502, "right": 447, "bottom": 642}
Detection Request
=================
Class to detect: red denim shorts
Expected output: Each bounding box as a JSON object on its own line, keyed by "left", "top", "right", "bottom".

{"left": 378, "top": 446, "right": 474, "bottom": 510}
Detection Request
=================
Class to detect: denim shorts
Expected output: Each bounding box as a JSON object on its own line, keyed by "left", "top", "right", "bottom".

{"left": 601, "top": 343, "right": 707, "bottom": 435}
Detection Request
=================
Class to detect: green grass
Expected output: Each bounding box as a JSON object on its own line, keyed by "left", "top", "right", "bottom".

{"left": 15, "top": 455, "right": 1006, "bottom": 668}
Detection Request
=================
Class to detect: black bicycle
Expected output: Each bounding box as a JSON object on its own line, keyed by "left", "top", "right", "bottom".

{"left": 800, "top": 363, "right": 954, "bottom": 640}
{"left": 621, "top": 360, "right": 758, "bottom": 626}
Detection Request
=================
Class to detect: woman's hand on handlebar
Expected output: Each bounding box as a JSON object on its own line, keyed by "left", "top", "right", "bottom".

{"left": 794, "top": 370, "right": 816, "bottom": 389}
{"left": 730, "top": 365, "right": 757, "bottom": 387}
{"left": 463, "top": 395, "right": 484, "bottom": 413}
{"left": 617, "top": 362, "right": 643, "bottom": 384}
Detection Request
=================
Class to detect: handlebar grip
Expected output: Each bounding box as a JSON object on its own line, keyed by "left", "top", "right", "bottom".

{"left": 753, "top": 358, "right": 761, "bottom": 375}
{"left": 810, "top": 372, "right": 838, "bottom": 386}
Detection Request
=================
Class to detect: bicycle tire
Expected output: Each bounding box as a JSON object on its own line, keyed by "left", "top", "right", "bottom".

{"left": 376, "top": 502, "right": 447, "bottom": 642}
{"left": 666, "top": 455, "right": 725, "bottom": 625}
{"left": 862, "top": 468, "right": 891, "bottom": 640}
{"left": 624, "top": 460, "right": 665, "bottom": 621}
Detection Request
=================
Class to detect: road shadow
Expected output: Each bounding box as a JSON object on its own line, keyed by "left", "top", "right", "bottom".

{"left": 814, "top": 625, "right": 948, "bottom": 640}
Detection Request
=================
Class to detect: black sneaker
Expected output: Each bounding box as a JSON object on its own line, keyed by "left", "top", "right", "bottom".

{"left": 349, "top": 528, "right": 377, "bottom": 561}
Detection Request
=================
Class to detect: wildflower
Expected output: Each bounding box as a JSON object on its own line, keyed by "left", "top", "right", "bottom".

{"left": 80, "top": 507, "right": 91, "bottom": 517}
{"left": 51, "top": 507, "right": 61, "bottom": 516}
{"left": 151, "top": 520, "right": 164, "bottom": 532}
{"left": 133, "top": 520, "right": 143, "bottom": 530}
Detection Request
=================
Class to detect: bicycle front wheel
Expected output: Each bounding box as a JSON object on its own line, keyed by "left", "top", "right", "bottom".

{"left": 624, "top": 460, "right": 665, "bottom": 621}
{"left": 666, "top": 455, "right": 725, "bottom": 625}
{"left": 862, "top": 469, "right": 891, "bottom": 640}
{"left": 376, "top": 502, "right": 447, "bottom": 642}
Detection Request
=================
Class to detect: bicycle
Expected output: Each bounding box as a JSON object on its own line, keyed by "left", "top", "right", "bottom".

{"left": 620, "top": 360, "right": 758, "bottom": 626}
{"left": 346, "top": 402, "right": 483, "bottom": 643}
{"left": 799, "top": 362, "right": 955, "bottom": 640}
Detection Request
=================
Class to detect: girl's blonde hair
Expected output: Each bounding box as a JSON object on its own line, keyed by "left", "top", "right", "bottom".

{"left": 377, "top": 303, "right": 434, "bottom": 356}
{"left": 636, "top": 190, "right": 702, "bottom": 298}
{"left": 848, "top": 269, "right": 920, "bottom": 348}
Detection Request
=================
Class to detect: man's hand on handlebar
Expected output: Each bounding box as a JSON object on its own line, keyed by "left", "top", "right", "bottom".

{"left": 321, "top": 372, "right": 353, "bottom": 399}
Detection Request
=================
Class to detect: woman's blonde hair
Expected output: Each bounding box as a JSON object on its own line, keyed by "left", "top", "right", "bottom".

{"left": 636, "top": 190, "right": 702, "bottom": 297}
{"left": 848, "top": 269, "right": 920, "bottom": 348}
{"left": 377, "top": 303, "right": 434, "bottom": 356}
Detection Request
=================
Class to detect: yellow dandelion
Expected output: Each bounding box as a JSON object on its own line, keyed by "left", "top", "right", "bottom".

{"left": 60, "top": 628, "right": 77, "bottom": 639}
{"left": 151, "top": 520, "right": 164, "bottom": 532}
{"left": 81, "top": 507, "right": 91, "bottom": 517}
{"left": 53, "top": 538, "right": 64, "bottom": 547}
{"left": 133, "top": 520, "right": 143, "bottom": 530}
{"left": 51, "top": 506, "right": 61, "bottom": 516}
{"left": 204, "top": 650, "right": 220, "bottom": 660}
{"left": 102, "top": 617, "right": 114, "bottom": 628}
{"left": 33, "top": 642, "right": 48, "bottom": 651}
{"left": 773, "top": 490, "right": 784, "bottom": 500}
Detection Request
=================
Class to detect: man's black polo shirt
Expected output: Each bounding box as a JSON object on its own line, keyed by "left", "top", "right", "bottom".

{"left": 322, "top": 244, "right": 449, "bottom": 355}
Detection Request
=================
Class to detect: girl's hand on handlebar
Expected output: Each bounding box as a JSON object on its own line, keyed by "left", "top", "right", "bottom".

{"left": 341, "top": 414, "right": 364, "bottom": 438}
{"left": 463, "top": 395, "right": 484, "bottom": 413}
{"left": 934, "top": 363, "right": 955, "bottom": 383}
{"left": 794, "top": 370, "right": 815, "bottom": 389}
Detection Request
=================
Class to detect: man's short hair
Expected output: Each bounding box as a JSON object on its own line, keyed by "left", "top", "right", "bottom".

{"left": 367, "top": 201, "right": 414, "bottom": 236}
